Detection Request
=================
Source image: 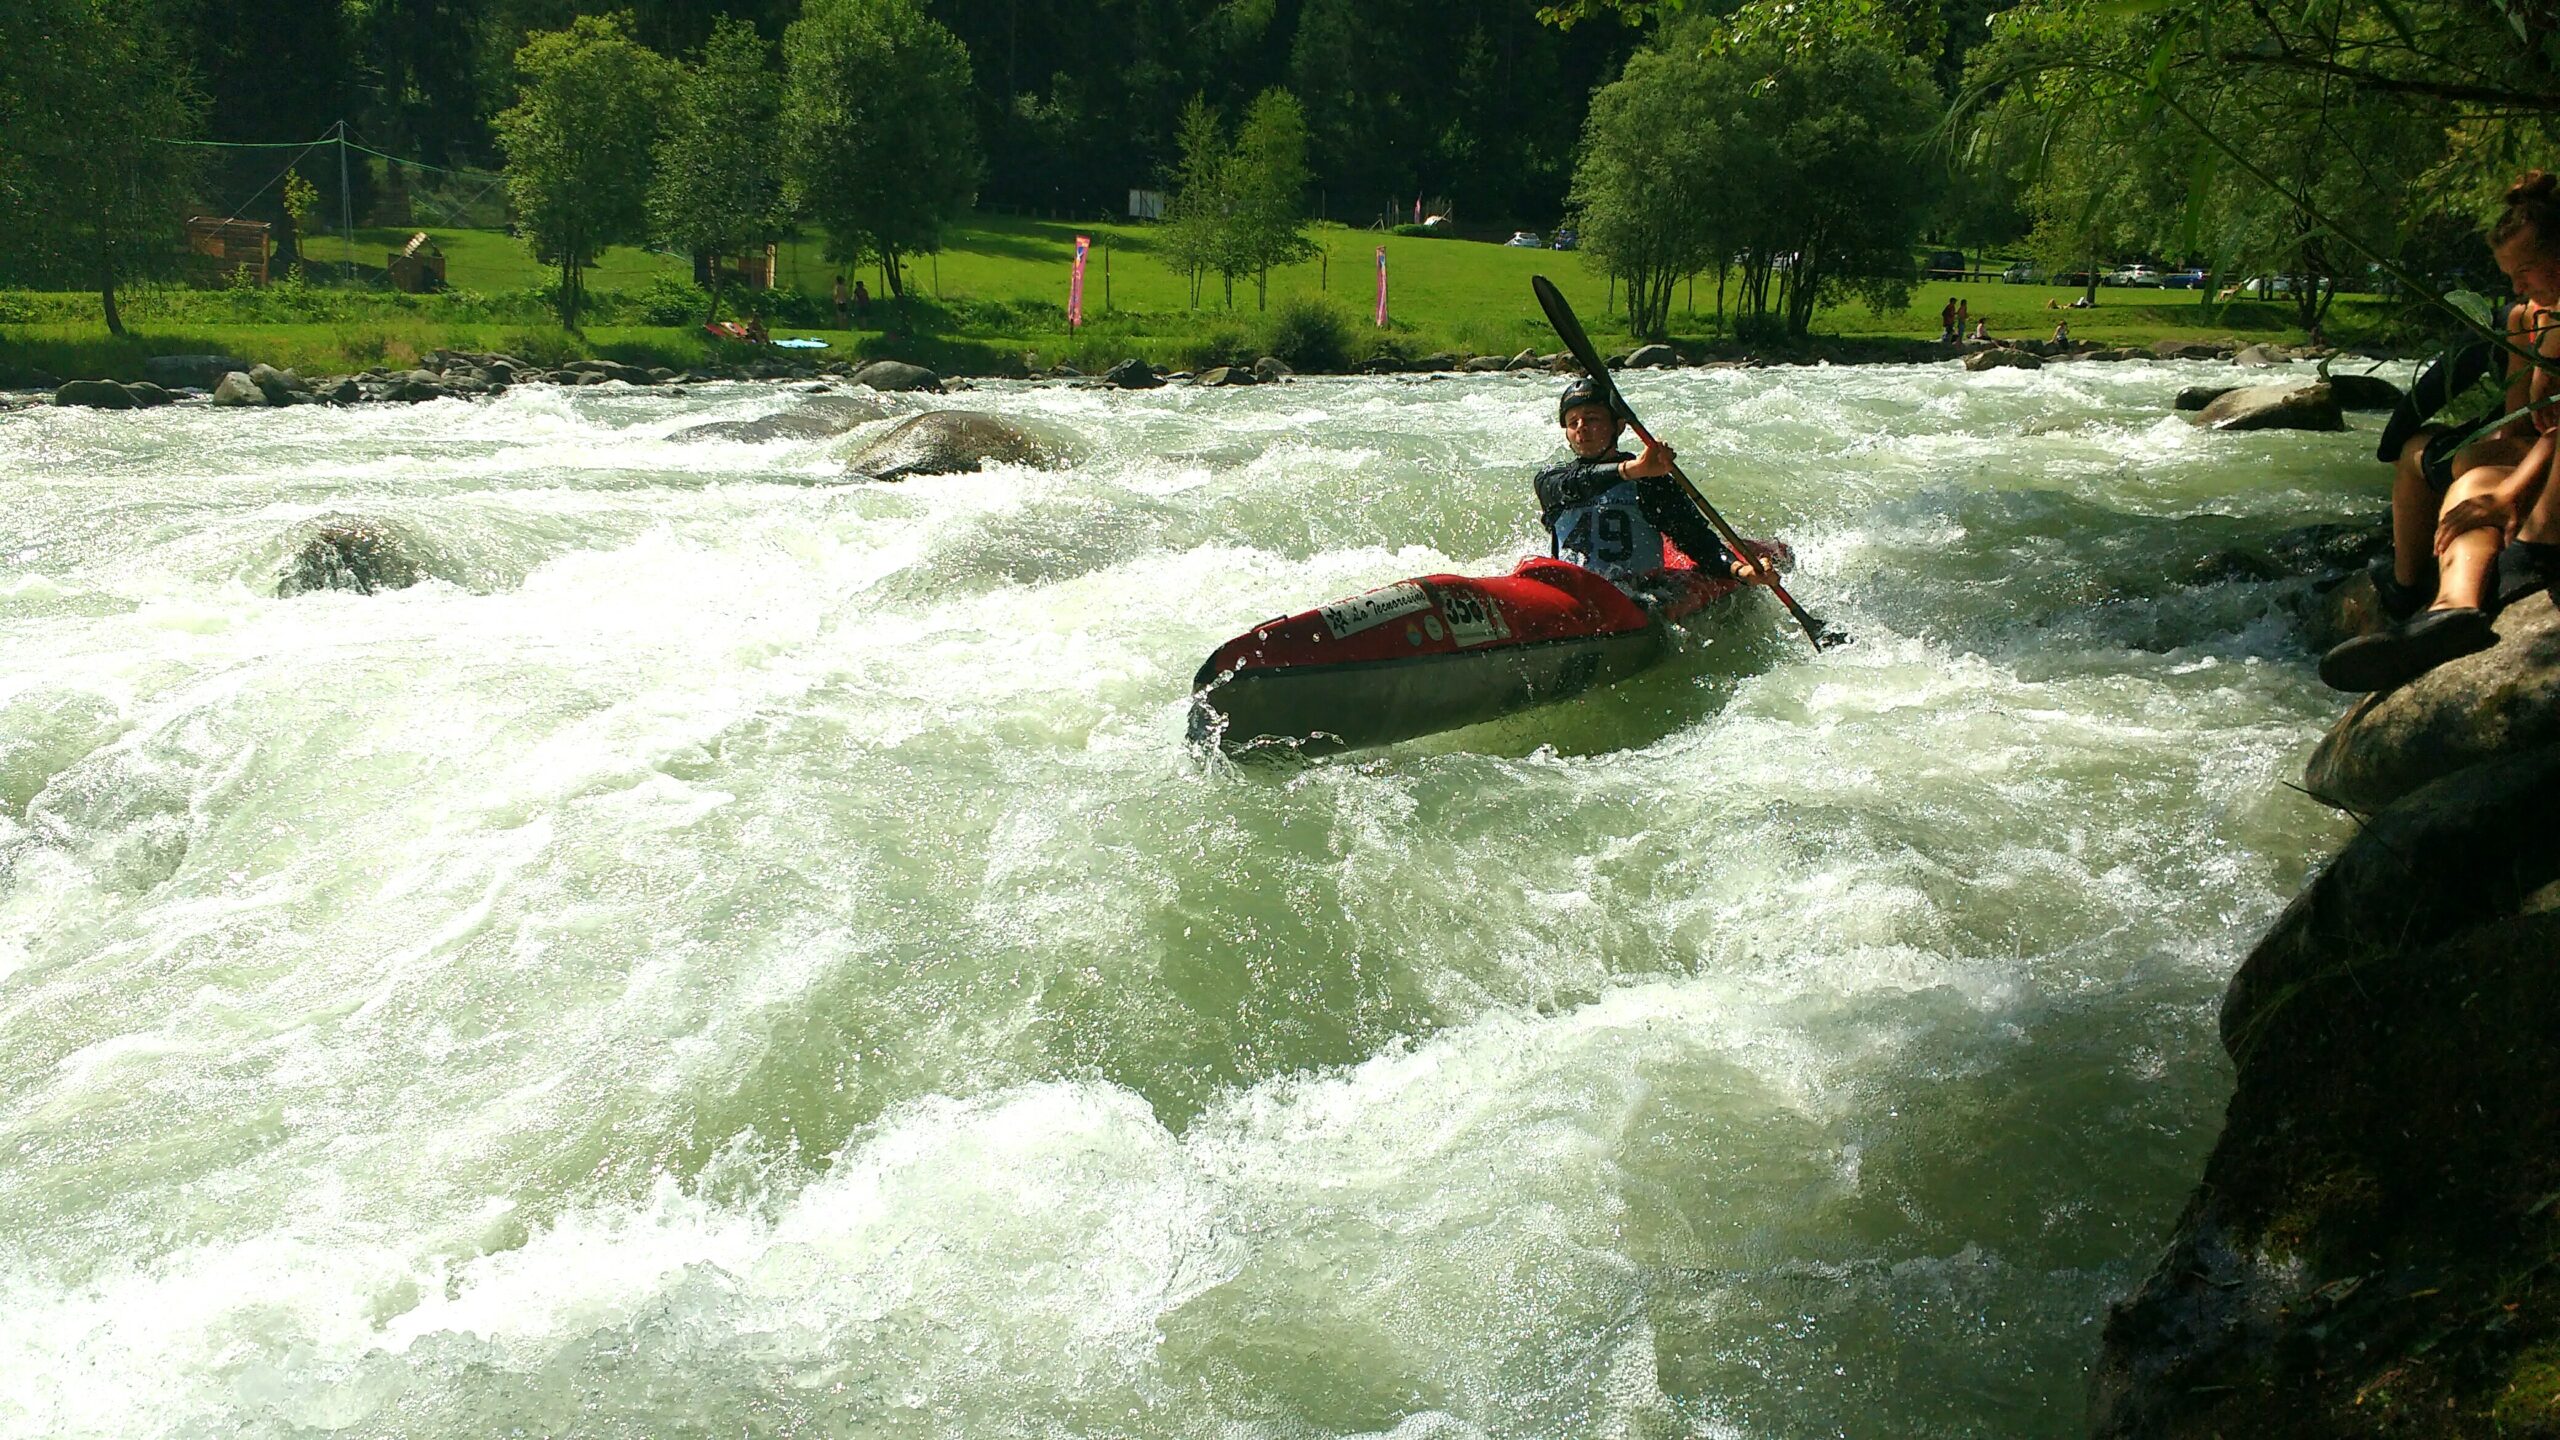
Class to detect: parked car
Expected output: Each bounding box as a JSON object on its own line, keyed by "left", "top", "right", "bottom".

{"left": 1505, "top": 231, "right": 1543, "bottom": 248}
{"left": 2001, "top": 262, "right": 2044, "bottom": 284}
{"left": 1550, "top": 229, "right": 1578, "bottom": 251}
{"left": 2224, "top": 273, "right": 2336, "bottom": 299}
{"left": 2103, "top": 264, "right": 2162, "bottom": 287}
{"left": 1924, "top": 249, "right": 1967, "bottom": 277}
{"left": 2159, "top": 268, "right": 2209, "bottom": 289}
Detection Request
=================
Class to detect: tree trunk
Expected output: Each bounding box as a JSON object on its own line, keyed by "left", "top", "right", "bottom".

{"left": 882, "top": 247, "right": 907, "bottom": 300}
{"left": 101, "top": 275, "right": 124, "bottom": 337}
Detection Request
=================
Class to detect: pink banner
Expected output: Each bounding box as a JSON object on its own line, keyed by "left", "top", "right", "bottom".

{"left": 1374, "top": 246, "right": 1388, "bottom": 327}
{"left": 1068, "top": 234, "right": 1091, "bottom": 328}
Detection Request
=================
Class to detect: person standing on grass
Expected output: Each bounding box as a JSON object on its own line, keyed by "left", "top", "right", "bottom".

{"left": 833, "top": 274, "right": 849, "bottom": 328}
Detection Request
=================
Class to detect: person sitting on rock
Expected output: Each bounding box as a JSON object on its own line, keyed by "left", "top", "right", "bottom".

{"left": 1537, "top": 377, "right": 1771, "bottom": 602}
{"left": 2322, "top": 430, "right": 2557, "bottom": 691}
{"left": 2366, "top": 170, "right": 2560, "bottom": 627}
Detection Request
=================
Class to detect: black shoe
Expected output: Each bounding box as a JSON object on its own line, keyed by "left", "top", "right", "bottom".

{"left": 2496, "top": 541, "right": 2560, "bottom": 609}
{"left": 2366, "top": 554, "right": 2432, "bottom": 623}
{"left": 2318, "top": 606, "right": 2496, "bottom": 693}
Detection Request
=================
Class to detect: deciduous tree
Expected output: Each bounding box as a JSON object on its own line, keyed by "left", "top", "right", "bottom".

{"left": 781, "top": 0, "right": 979, "bottom": 302}
{"left": 651, "top": 16, "right": 782, "bottom": 326}
{"left": 494, "top": 13, "right": 676, "bottom": 328}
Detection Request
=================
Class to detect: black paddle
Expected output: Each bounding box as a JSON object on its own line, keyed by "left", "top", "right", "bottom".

{"left": 1532, "top": 274, "right": 1849, "bottom": 651}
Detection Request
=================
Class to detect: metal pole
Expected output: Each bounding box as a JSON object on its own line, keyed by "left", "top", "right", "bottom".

{"left": 338, "top": 121, "right": 354, "bottom": 282}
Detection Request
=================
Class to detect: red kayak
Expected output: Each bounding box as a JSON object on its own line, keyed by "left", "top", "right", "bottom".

{"left": 1188, "top": 539, "right": 1789, "bottom": 757}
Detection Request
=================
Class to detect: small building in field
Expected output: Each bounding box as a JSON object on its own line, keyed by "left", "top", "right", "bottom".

{"left": 386, "top": 232, "right": 445, "bottom": 293}
{"left": 185, "top": 216, "right": 271, "bottom": 285}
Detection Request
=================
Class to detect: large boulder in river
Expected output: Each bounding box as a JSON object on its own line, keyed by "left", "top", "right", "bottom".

{"left": 2189, "top": 381, "right": 2344, "bottom": 432}
{"left": 2231, "top": 342, "right": 2290, "bottom": 367}
{"left": 1625, "top": 343, "right": 1681, "bottom": 368}
{"left": 1103, "top": 358, "right": 1163, "bottom": 389}
{"left": 2173, "top": 384, "right": 2239, "bottom": 412}
{"left": 839, "top": 410, "right": 1063, "bottom": 481}
{"left": 2302, "top": 598, "right": 2560, "bottom": 813}
{"left": 1963, "top": 347, "right": 2043, "bottom": 371}
{"left": 2322, "top": 371, "right": 2403, "bottom": 410}
{"left": 1191, "top": 365, "right": 1257, "bottom": 386}
{"left": 210, "top": 372, "right": 269, "bottom": 407}
{"left": 248, "top": 363, "right": 310, "bottom": 403}
{"left": 53, "top": 379, "right": 136, "bottom": 409}
{"left": 2094, "top": 746, "right": 2560, "bottom": 1437}
{"left": 674, "top": 393, "right": 891, "bottom": 443}
{"left": 851, "top": 359, "right": 941, "bottom": 392}
{"left": 276, "top": 519, "right": 425, "bottom": 597}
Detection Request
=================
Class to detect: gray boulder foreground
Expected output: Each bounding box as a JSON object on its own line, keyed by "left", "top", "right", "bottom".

{"left": 2190, "top": 381, "right": 2344, "bottom": 432}
{"left": 1963, "top": 347, "right": 2043, "bottom": 371}
{"left": 53, "top": 379, "right": 136, "bottom": 409}
{"left": 2303, "top": 598, "right": 2560, "bottom": 813}
{"left": 210, "top": 372, "right": 268, "bottom": 407}
{"left": 276, "top": 519, "right": 426, "bottom": 597}
{"left": 851, "top": 360, "right": 941, "bottom": 392}
{"left": 840, "top": 410, "right": 1064, "bottom": 481}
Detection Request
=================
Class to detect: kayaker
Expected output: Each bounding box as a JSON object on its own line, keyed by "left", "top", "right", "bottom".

{"left": 1537, "top": 377, "right": 1770, "bottom": 596}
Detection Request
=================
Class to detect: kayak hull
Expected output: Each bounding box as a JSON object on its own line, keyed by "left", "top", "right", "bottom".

{"left": 1189, "top": 544, "right": 1786, "bottom": 758}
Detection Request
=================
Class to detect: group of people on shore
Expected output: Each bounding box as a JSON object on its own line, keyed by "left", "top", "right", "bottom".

{"left": 1937, "top": 297, "right": 1988, "bottom": 343}
{"left": 2318, "top": 169, "right": 2560, "bottom": 692}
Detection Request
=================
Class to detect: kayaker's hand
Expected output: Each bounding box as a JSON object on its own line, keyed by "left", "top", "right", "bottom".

{"left": 1623, "top": 434, "right": 1674, "bottom": 480}
{"left": 1729, "top": 555, "right": 1773, "bottom": 586}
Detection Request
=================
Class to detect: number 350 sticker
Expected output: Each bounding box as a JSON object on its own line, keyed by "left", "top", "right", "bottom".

{"left": 1436, "top": 587, "right": 1512, "bottom": 648}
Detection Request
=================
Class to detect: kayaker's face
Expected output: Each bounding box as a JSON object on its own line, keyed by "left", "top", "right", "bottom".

{"left": 1562, "top": 404, "right": 1622, "bottom": 459}
{"left": 2497, "top": 226, "right": 2560, "bottom": 306}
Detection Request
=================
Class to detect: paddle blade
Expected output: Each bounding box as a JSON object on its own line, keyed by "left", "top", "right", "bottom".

{"left": 1531, "top": 274, "right": 1629, "bottom": 418}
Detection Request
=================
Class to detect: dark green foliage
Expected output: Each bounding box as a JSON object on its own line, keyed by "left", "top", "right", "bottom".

{"left": 1262, "top": 294, "right": 1355, "bottom": 370}
{"left": 651, "top": 16, "right": 782, "bottom": 326}
{"left": 0, "top": 0, "right": 206, "bottom": 331}
{"left": 780, "top": 0, "right": 980, "bottom": 301}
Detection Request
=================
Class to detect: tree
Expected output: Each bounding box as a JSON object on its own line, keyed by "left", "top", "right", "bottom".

{"left": 494, "top": 13, "right": 674, "bottom": 329}
{"left": 1569, "top": 1, "right": 1938, "bottom": 340}
{"left": 1159, "top": 94, "right": 1233, "bottom": 309}
{"left": 0, "top": 0, "right": 205, "bottom": 334}
{"left": 651, "top": 16, "right": 783, "bottom": 326}
{"left": 1231, "top": 88, "right": 1318, "bottom": 310}
{"left": 780, "top": 0, "right": 979, "bottom": 302}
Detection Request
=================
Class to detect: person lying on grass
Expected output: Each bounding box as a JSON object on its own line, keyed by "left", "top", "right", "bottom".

{"left": 1537, "top": 376, "right": 1772, "bottom": 602}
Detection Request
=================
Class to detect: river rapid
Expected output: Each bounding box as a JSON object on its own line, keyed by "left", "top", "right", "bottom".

{"left": 0, "top": 361, "right": 2366, "bottom": 1438}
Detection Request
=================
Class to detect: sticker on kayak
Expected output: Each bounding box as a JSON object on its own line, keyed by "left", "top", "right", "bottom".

{"left": 1319, "top": 582, "right": 1433, "bottom": 638}
{"left": 1436, "top": 587, "right": 1512, "bottom": 648}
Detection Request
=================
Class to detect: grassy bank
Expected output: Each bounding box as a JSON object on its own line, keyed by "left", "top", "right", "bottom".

{"left": 2, "top": 213, "right": 2402, "bottom": 386}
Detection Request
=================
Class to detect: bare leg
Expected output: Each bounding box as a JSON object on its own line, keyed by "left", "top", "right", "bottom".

{"left": 2432, "top": 465, "right": 2513, "bottom": 611}
{"left": 2391, "top": 433, "right": 2439, "bottom": 588}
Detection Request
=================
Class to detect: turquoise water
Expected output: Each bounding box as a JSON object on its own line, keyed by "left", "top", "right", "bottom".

{"left": 0, "top": 362, "right": 2362, "bottom": 1437}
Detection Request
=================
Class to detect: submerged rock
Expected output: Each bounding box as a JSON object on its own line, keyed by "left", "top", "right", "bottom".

{"left": 1963, "top": 347, "right": 2043, "bottom": 371}
{"left": 276, "top": 520, "right": 426, "bottom": 596}
{"left": 840, "top": 410, "right": 1063, "bottom": 481}
{"left": 851, "top": 360, "right": 941, "bottom": 392}
{"left": 674, "top": 393, "right": 891, "bottom": 443}
{"left": 2303, "top": 598, "right": 2560, "bottom": 813}
{"left": 2172, "top": 384, "right": 2239, "bottom": 412}
{"left": 1191, "top": 365, "right": 1257, "bottom": 386}
{"left": 2190, "top": 382, "right": 2344, "bottom": 432}
{"left": 2096, "top": 748, "right": 2560, "bottom": 1436}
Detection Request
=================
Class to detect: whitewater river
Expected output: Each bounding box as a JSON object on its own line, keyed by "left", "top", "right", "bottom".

{"left": 0, "top": 361, "right": 2366, "bottom": 1438}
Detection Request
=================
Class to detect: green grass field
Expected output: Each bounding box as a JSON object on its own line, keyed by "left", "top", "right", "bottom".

{"left": 4, "top": 212, "right": 2389, "bottom": 385}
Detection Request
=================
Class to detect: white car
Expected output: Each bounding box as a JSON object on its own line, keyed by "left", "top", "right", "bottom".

{"left": 2103, "top": 265, "right": 2162, "bottom": 287}
{"left": 1505, "top": 231, "right": 1543, "bottom": 248}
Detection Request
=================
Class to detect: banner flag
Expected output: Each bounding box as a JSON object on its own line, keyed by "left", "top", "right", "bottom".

{"left": 1374, "top": 246, "right": 1389, "bottom": 327}
{"left": 1069, "top": 234, "right": 1091, "bottom": 327}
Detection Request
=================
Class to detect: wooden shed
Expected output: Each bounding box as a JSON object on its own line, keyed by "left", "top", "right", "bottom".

{"left": 386, "top": 232, "right": 446, "bottom": 293}
{"left": 184, "top": 216, "right": 270, "bottom": 285}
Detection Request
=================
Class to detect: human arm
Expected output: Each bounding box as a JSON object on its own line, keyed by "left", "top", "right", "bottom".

{"left": 2435, "top": 430, "right": 2559, "bottom": 553}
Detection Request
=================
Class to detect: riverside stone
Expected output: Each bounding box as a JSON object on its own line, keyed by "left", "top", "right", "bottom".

{"left": 1103, "top": 358, "right": 1163, "bottom": 389}
{"left": 851, "top": 360, "right": 941, "bottom": 392}
{"left": 2190, "top": 381, "right": 2344, "bottom": 431}
{"left": 142, "top": 354, "right": 250, "bottom": 389}
{"left": 210, "top": 372, "right": 268, "bottom": 406}
{"left": 2322, "top": 371, "right": 2403, "bottom": 410}
{"left": 1962, "top": 347, "right": 2043, "bottom": 371}
{"left": 2303, "top": 597, "right": 2560, "bottom": 813}
{"left": 53, "top": 379, "right": 137, "bottom": 409}
{"left": 839, "top": 410, "right": 1063, "bottom": 480}
{"left": 1626, "top": 343, "right": 1680, "bottom": 368}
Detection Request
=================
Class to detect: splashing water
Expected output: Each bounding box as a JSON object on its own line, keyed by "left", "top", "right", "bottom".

{"left": 0, "top": 361, "right": 2361, "bottom": 1438}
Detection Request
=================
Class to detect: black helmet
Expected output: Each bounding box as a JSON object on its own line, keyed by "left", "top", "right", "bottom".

{"left": 1557, "top": 376, "right": 1612, "bottom": 424}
